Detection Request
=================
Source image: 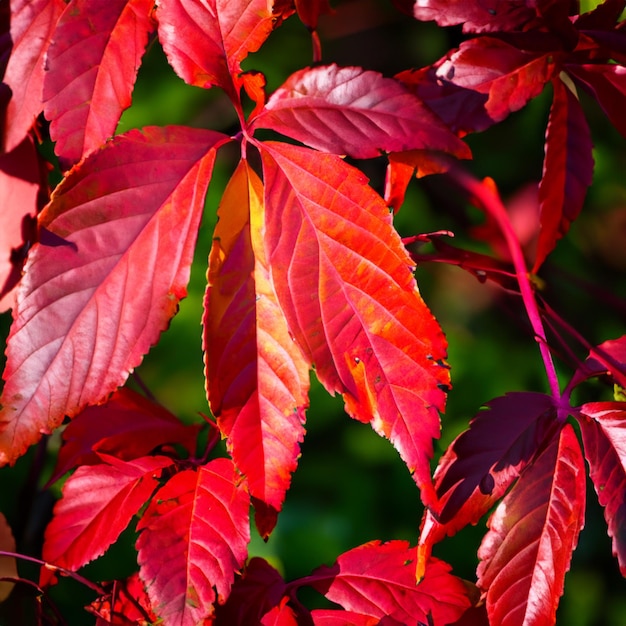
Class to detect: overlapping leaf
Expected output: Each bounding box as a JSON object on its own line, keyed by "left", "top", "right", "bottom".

{"left": 307, "top": 541, "right": 470, "bottom": 624}
{"left": 579, "top": 401, "right": 626, "bottom": 574}
{"left": 534, "top": 76, "right": 593, "bottom": 271}
{"left": 0, "top": 513, "right": 17, "bottom": 603}
{"left": 2, "top": 0, "right": 64, "bottom": 152}
{"left": 568, "top": 334, "right": 626, "bottom": 390}
{"left": 0, "top": 126, "right": 227, "bottom": 465}
{"left": 477, "top": 424, "right": 586, "bottom": 626}
{"left": 252, "top": 64, "right": 470, "bottom": 159}
{"left": 43, "top": 0, "right": 156, "bottom": 168}
{"left": 204, "top": 159, "right": 310, "bottom": 514}
{"left": 259, "top": 141, "right": 449, "bottom": 507}
{"left": 136, "top": 459, "right": 250, "bottom": 626}
{"left": 41, "top": 454, "right": 175, "bottom": 583}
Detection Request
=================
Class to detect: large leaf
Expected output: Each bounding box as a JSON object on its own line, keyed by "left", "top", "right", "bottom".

{"left": 534, "top": 76, "right": 593, "bottom": 271}
{"left": 259, "top": 141, "right": 449, "bottom": 507}
{"left": 0, "top": 136, "right": 41, "bottom": 312}
{"left": 41, "top": 455, "right": 175, "bottom": 583}
{"left": 2, "top": 0, "right": 64, "bottom": 152}
{"left": 204, "top": 159, "right": 310, "bottom": 514}
{"left": 0, "top": 126, "right": 227, "bottom": 466}
{"left": 306, "top": 541, "right": 470, "bottom": 624}
{"left": 43, "top": 0, "right": 156, "bottom": 168}
{"left": 252, "top": 64, "right": 470, "bottom": 159}
{"left": 477, "top": 424, "right": 586, "bottom": 626}
{"left": 579, "top": 401, "right": 626, "bottom": 574}
{"left": 136, "top": 459, "right": 250, "bottom": 626}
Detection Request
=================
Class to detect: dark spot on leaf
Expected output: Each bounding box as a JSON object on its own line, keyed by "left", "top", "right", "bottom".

{"left": 479, "top": 473, "right": 495, "bottom": 495}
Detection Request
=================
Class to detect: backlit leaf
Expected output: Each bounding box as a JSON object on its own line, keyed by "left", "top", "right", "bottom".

{"left": 534, "top": 75, "right": 593, "bottom": 271}
{"left": 41, "top": 455, "right": 175, "bottom": 583}
{"left": 43, "top": 0, "right": 156, "bottom": 168}
{"left": 259, "top": 141, "right": 449, "bottom": 507}
{"left": 0, "top": 126, "right": 227, "bottom": 466}
{"left": 579, "top": 401, "right": 626, "bottom": 574}
{"left": 568, "top": 335, "right": 626, "bottom": 390}
{"left": 477, "top": 424, "right": 586, "bottom": 626}
{"left": 307, "top": 541, "right": 470, "bottom": 624}
{"left": 204, "top": 159, "right": 310, "bottom": 515}
{"left": 252, "top": 64, "right": 470, "bottom": 159}
{"left": 136, "top": 459, "right": 250, "bottom": 625}
{"left": 260, "top": 598, "right": 299, "bottom": 626}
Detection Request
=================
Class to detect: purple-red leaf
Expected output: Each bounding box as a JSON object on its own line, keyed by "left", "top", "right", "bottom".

{"left": 43, "top": 0, "right": 156, "bottom": 168}
{"left": 252, "top": 64, "right": 470, "bottom": 160}
{"left": 136, "top": 459, "right": 250, "bottom": 626}
{"left": 2, "top": 0, "right": 64, "bottom": 152}
{"left": 41, "top": 455, "right": 175, "bottom": 584}
{"left": 204, "top": 159, "right": 310, "bottom": 516}
{"left": 259, "top": 141, "right": 449, "bottom": 508}
{"left": 477, "top": 424, "right": 586, "bottom": 626}
{"left": 307, "top": 541, "right": 470, "bottom": 624}
{"left": 569, "top": 334, "right": 626, "bottom": 390}
{"left": 579, "top": 401, "right": 626, "bottom": 574}
{"left": 49, "top": 387, "right": 200, "bottom": 483}
{"left": 0, "top": 126, "right": 227, "bottom": 466}
{"left": 534, "top": 76, "right": 593, "bottom": 271}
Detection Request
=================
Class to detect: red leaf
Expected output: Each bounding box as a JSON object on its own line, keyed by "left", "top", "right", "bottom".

{"left": 3, "top": 0, "right": 65, "bottom": 152}
{"left": 259, "top": 141, "right": 449, "bottom": 507}
{"left": 307, "top": 541, "right": 470, "bottom": 624}
{"left": 214, "top": 557, "right": 287, "bottom": 626}
{"left": 0, "top": 126, "right": 227, "bottom": 466}
{"left": 41, "top": 455, "right": 175, "bottom": 584}
{"left": 252, "top": 64, "right": 470, "bottom": 159}
{"left": 0, "top": 136, "right": 41, "bottom": 312}
{"left": 579, "top": 401, "right": 626, "bottom": 574}
{"left": 50, "top": 387, "right": 200, "bottom": 483}
{"left": 294, "top": 0, "right": 332, "bottom": 30}
{"left": 477, "top": 424, "right": 586, "bottom": 626}
{"left": 136, "top": 459, "right": 250, "bottom": 625}
{"left": 435, "top": 38, "right": 556, "bottom": 124}
{"left": 43, "top": 0, "right": 156, "bottom": 168}
{"left": 534, "top": 76, "right": 593, "bottom": 271}
{"left": 311, "top": 611, "right": 385, "bottom": 626}
{"left": 412, "top": 0, "right": 539, "bottom": 33}
{"left": 569, "top": 334, "right": 626, "bottom": 389}
{"left": 260, "top": 597, "right": 299, "bottom": 626}
{"left": 204, "top": 159, "right": 310, "bottom": 515}
{"left": 156, "top": 0, "right": 282, "bottom": 98}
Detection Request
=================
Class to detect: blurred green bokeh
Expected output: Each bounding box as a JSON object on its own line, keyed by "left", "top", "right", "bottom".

{"left": 1, "top": 2, "right": 625, "bottom": 624}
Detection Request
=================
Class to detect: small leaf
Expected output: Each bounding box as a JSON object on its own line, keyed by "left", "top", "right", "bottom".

{"left": 569, "top": 335, "right": 626, "bottom": 390}
{"left": 43, "top": 0, "right": 156, "bottom": 168}
{"left": 477, "top": 424, "right": 586, "bottom": 626}
{"left": 136, "top": 459, "right": 250, "bottom": 625}
{"left": 253, "top": 64, "right": 469, "bottom": 159}
{"left": 0, "top": 513, "right": 17, "bottom": 602}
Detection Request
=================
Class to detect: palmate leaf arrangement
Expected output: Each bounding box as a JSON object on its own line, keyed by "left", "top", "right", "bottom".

{"left": 0, "top": 0, "right": 625, "bottom": 624}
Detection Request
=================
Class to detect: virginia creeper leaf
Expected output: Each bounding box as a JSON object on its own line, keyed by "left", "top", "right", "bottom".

{"left": 204, "top": 159, "right": 310, "bottom": 515}
{"left": 477, "top": 424, "right": 586, "bottom": 626}
{"left": 259, "top": 141, "right": 449, "bottom": 507}
{"left": 311, "top": 611, "right": 386, "bottom": 626}
{"left": 43, "top": 0, "right": 156, "bottom": 169}
{"left": 569, "top": 334, "right": 626, "bottom": 390}
{"left": 49, "top": 387, "right": 201, "bottom": 483}
{"left": 0, "top": 126, "right": 227, "bottom": 466}
{"left": 252, "top": 64, "right": 470, "bottom": 159}
{"left": 307, "top": 541, "right": 470, "bottom": 624}
{"left": 41, "top": 454, "right": 175, "bottom": 585}
{"left": 412, "top": 0, "right": 539, "bottom": 33}
{"left": 579, "top": 401, "right": 626, "bottom": 574}
{"left": 294, "top": 0, "right": 332, "bottom": 29}
{"left": 534, "top": 76, "right": 593, "bottom": 271}
{"left": 2, "top": 0, "right": 64, "bottom": 152}
{"left": 260, "top": 598, "right": 299, "bottom": 626}
{"left": 136, "top": 459, "right": 250, "bottom": 625}
{"left": 0, "top": 512, "right": 17, "bottom": 603}
{"left": 0, "top": 136, "right": 41, "bottom": 312}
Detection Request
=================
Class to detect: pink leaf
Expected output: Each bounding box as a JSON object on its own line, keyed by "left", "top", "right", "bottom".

{"left": 3, "top": 0, "right": 65, "bottom": 152}
{"left": 477, "top": 424, "right": 586, "bottom": 626}
{"left": 307, "top": 541, "right": 470, "bottom": 624}
{"left": 204, "top": 160, "right": 310, "bottom": 516}
{"left": 579, "top": 401, "right": 626, "bottom": 574}
{"left": 534, "top": 76, "right": 593, "bottom": 271}
{"left": 41, "top": 455, "right": 175, "bottom": 584}
{"left": 569, "top": 335, "right": 626, "bottom": 390}
{"left": 0, "top": 126, "right": 227, "bottom": 466}
{"left": 311, "top": 611, "right": 387, "bottom": 626}
{"left": 136, "top": 459, "right": 250, "bottom": 626}
{"left": 252, "top": 64, "right": 470, "bottom": 159}
{"left": 43, "top": 0, "right": 156, "bottom": 168}
{"left": 260, "top": 597, "right": 299, "bottom": 626}
{"left": 259, "top": 141, "right": 449, "bottom": 508}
